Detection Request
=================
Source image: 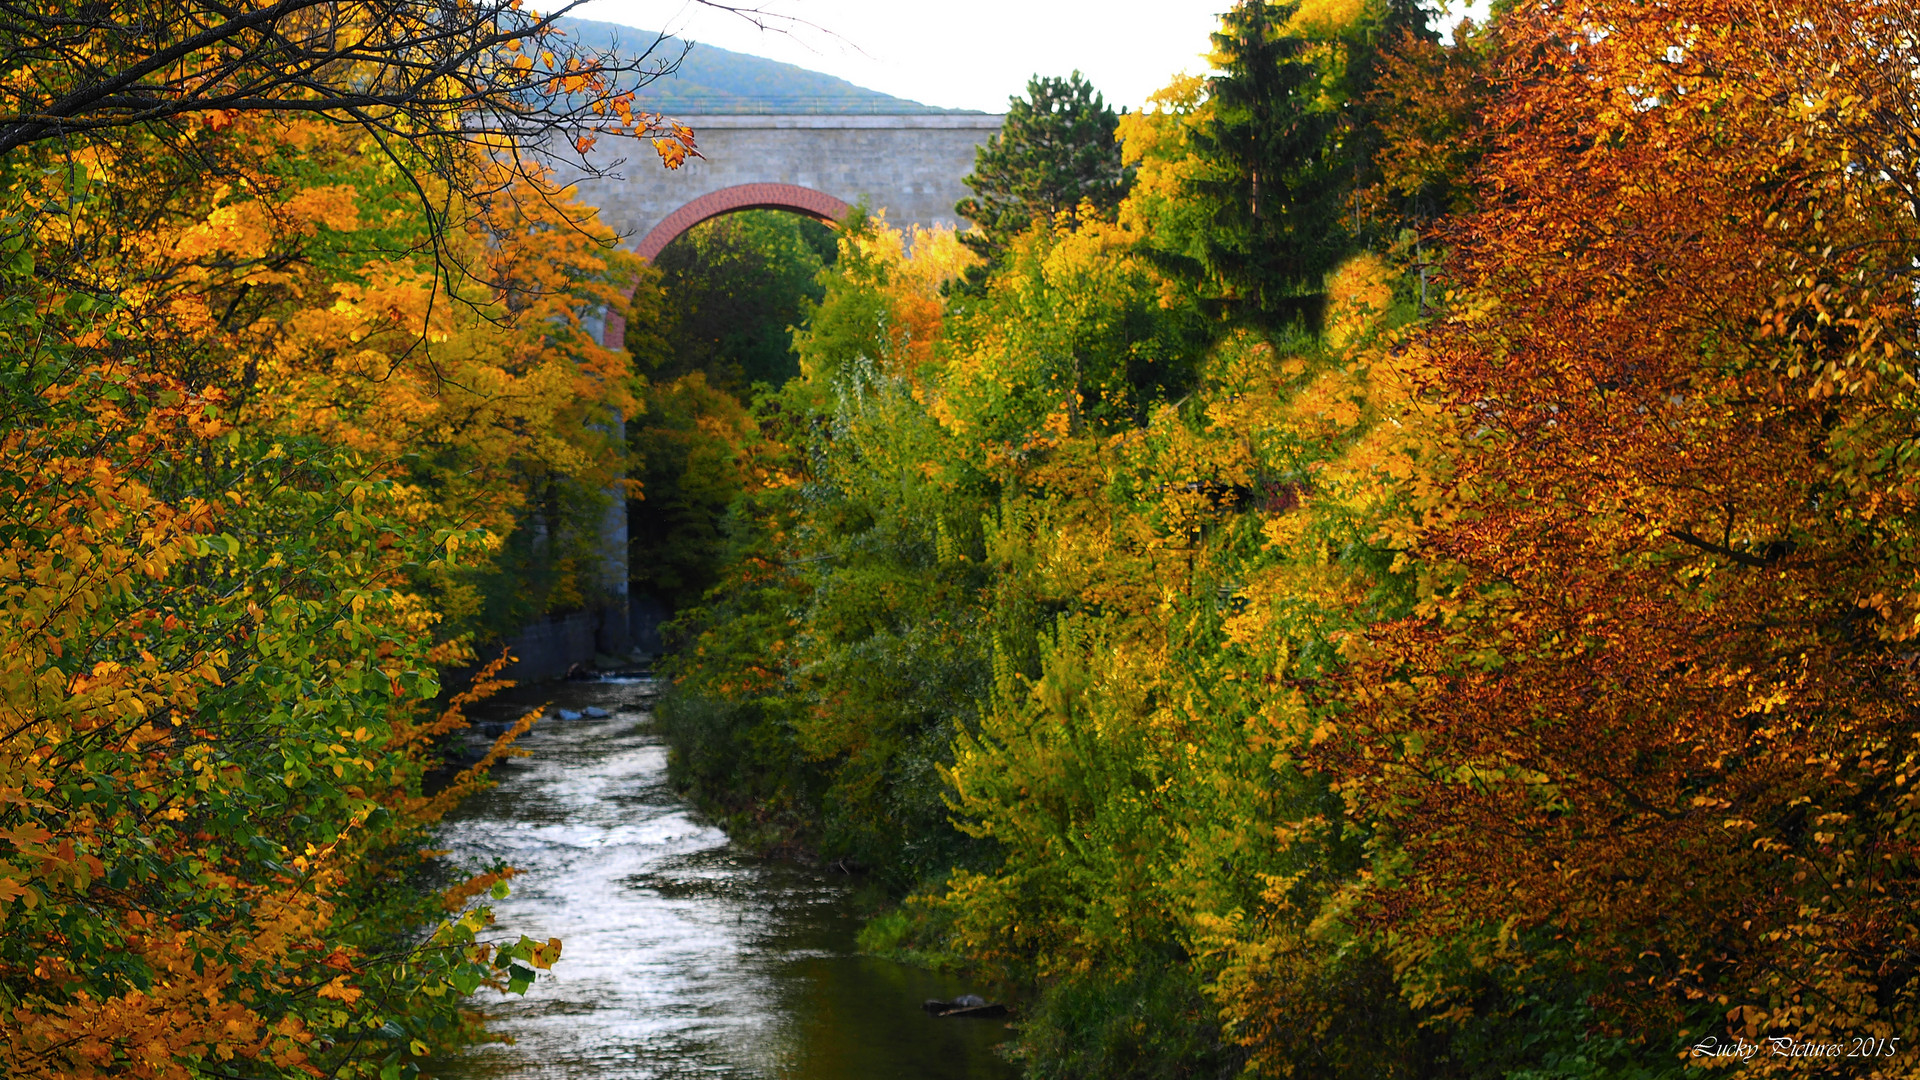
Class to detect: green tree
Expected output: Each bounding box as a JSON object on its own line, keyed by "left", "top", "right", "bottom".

{"left": 633, "top": 209, "right": 837, "bottom": 395}
{"left": 623, "top": 209, "right": 837, "bottom": 623}
{"left": 1185, "top": 0, "right": 1346, "bottom": 325}
{"left": 627, "top": 371, "right": 755, "bottom": 614}
{"left": 956, "top": 72, "right": 1130, "bottom": 271}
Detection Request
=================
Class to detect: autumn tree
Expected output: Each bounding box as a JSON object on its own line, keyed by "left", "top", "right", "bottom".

{"left": 655, "top": 216, "right": 996, "bottom": 878}
{"left": 0, "top": 0, "right": 784, "bottom": 1070}
{"left": 0, "top": 50, "right": 648, "bottom": 1076}
{"left": 614, "top": 0, "right": 1920, "bottom": 1074}
{"left": 1320, "top": 0, "right": 1920, "bottom": 1059}
{"left": 0, "top": 175, "right": 569, "bottom": 1077}
{"left": 1361, "top": 15, "right": 1495, "bottom": 234}
{"left": 0, "top": 0, "right": 699, "bottom": 186}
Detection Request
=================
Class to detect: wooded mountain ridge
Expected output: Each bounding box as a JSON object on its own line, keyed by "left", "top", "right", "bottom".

{"left": 558, "top": 17, "right": 966, "bottom": 114}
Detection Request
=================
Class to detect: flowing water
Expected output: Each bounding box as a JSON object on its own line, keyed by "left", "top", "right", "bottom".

{"left": 435, "top": 676, "right": 1018, "bottom": 1080}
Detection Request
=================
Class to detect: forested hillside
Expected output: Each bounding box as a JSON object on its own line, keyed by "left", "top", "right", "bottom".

{"left": 644, "top": 0, "right": 1920, "bottom": 1075}
{"left": 558, "top": 17, "right": 961, "bottom": 114}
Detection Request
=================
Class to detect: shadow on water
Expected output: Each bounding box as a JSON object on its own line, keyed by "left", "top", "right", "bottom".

{"left": 435, "top": 677, "right": 1017, "bottom": 1080}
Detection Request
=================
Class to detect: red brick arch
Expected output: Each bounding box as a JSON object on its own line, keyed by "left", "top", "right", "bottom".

{"left": 603, "top": 183, "right": 853, "bottom": 350}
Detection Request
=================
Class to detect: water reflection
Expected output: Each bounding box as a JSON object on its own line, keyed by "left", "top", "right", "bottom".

{"left": 436, "top": 678, "right": 1016, "bottom": 1080}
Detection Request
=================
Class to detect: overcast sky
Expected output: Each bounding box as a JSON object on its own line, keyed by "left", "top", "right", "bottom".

{"left": 571, "top": 0, "right": 1234, "bottom": 114}
{"left": 571, "top": 1, "right": 1489, "bottom": 115}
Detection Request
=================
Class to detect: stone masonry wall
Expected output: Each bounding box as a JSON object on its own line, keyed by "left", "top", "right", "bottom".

{"left": 562, "top": 114, "right": 1005, "bottom": 247}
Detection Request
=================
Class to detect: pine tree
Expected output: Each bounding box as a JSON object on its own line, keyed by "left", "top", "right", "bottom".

{"left": 956, "top": 72, "right": 1129, "bottom": 269}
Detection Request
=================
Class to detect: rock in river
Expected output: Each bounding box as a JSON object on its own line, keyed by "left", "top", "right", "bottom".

{"left": 922, "top": 995, "right": 1007, "bottom": 1018}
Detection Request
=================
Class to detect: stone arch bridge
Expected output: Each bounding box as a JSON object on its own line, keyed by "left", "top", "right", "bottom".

{"left": 564, "top": 113, "right": 1004, "bottom": 351}
{"left": 506, "top": 113, "right": 1002, "bottom": 676}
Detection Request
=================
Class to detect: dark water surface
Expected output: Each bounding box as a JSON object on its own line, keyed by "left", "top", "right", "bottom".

{"left": 436, "top": 677, "right": 1016, "bottom": 1080}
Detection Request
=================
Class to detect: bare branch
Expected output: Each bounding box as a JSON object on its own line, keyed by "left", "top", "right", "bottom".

{"left": 0, "top": 0, "right": 702, "bottom": 185}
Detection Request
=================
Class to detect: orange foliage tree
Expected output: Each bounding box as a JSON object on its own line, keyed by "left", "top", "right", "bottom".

{"left": 0, "top": 55, "right": 662, "bottom": 1077}
{"left": 1318, "top": 0, "right": 1920, "bottom": 1060}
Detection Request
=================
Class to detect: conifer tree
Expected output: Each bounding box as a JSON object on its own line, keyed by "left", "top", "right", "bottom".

{"left": 956, "top": 72, "right": 1129, "bottom": 271}
{"left": 1185, "top": 0, "right": 1344, "bottom": 325}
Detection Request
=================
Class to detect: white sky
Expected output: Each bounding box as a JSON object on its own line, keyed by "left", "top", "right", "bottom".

{"left": 570, "top": 0, "right": 1492, "bottom": 116}
{"left": 572, "top": 0, "right": 1233, "bottom": 114}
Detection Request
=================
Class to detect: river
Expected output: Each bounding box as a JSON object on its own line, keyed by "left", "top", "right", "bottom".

{"left": 434, "top": 675, "right": 1018, "bottom": 1080}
